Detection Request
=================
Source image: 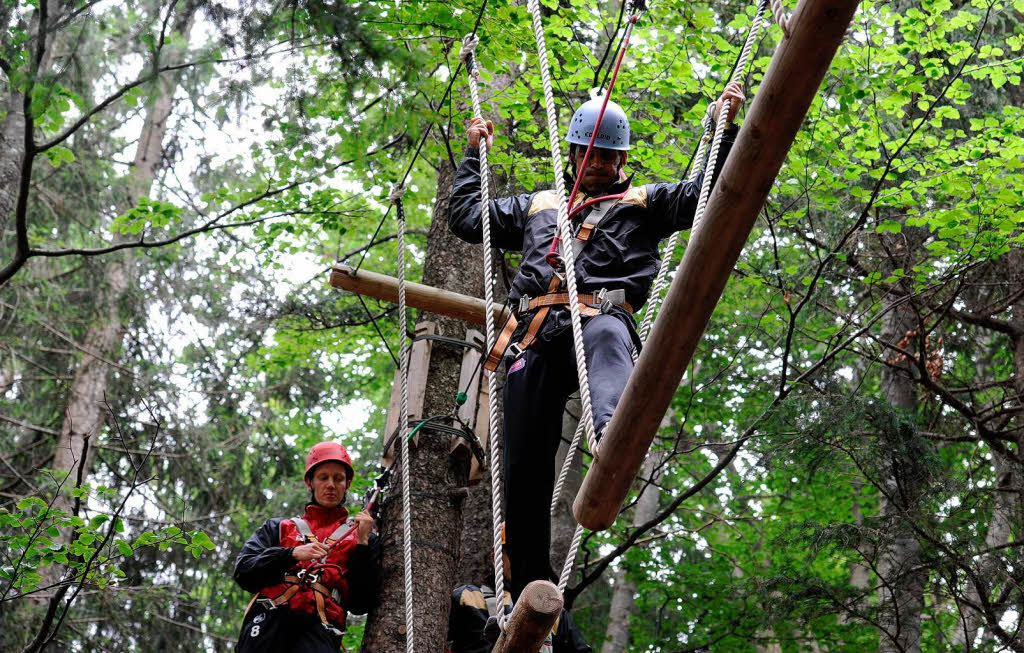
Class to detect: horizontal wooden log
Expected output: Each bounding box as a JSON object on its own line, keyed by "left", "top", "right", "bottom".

{"left": 330, "top": 263, "right": 508, "bottom": 326}
{"left": 492, "top": 580, "right": 562, "bottom": 653}
{"left": 573, "top": 0, "right": 862, "bottom": 530}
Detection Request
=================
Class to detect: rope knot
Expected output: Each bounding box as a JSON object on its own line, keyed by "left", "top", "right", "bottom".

{"left": 460, "top": 34, "right": 480, "bottom": 64}
{"left": 390, "top": 183, "right": 407, "bottom": 203}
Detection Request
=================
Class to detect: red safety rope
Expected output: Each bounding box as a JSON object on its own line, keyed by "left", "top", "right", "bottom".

{"left": 546, "top": 12, "right": 641, "bottom": 269}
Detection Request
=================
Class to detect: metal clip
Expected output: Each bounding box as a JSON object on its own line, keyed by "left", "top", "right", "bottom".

{"left": 506, "top": 343, "right": 524, "bottom": 360}
{"left": 518, "top": 295, "right": 531, "bottom": 314}
{"left": 597, "top": 288, "right": 625, "bottom": 313}
{"left": 256, "top": 597, "right": 278, "bottom": 611}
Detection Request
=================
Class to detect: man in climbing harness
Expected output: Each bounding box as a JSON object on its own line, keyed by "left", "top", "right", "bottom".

{"left": 448, "top": 83, "right": 745, "bottom": 600}
{"left": 233, "top": 442, "right": 380, "bottom": 652}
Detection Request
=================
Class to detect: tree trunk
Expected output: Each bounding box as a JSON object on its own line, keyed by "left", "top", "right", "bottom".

{"left": 50, "top": 2, "right": 197, "bottom": 513}
{"left": 599, "top": 451, "right": 662, "bottom": 653}
{"left": 876, "top": 234, "right": 925, "bottom": 653}
{"left": 0, "top": 1, "right": 57, "bottom": 241}
{"left": 361, "top": 158, "right": 482, "bottom": 651}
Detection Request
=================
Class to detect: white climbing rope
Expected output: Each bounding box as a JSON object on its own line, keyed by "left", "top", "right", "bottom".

{"left": 551, "top": 418, "right": 585, "bottom": 514}
{"left": 769, "top": 0, "right": 792, "bottom": 37}
{"left": 690, "top": 0, "right": 767, "bottom": 239}
{"left": 392, "top": 183, "right": 416, "bottom": 653}
{"left": 524, "top": 0, "right": 600, "bottom": 458}
{"left": 460, "top": 33, "right": 510, "bottom": 631}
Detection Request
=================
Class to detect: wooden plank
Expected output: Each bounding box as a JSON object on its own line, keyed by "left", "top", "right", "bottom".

{"left": 330, "top": 263, "right": 508, "bottom": 326}
{"left": 381, "top": 321, "right": 435, "bottom": 469}
{"left": 453, "top": 329, "right": 487, "bottom": 483}
{"left": 573, "top": 0, "right": 862, "bottom": 530}
{"left": 491, "top": 581, "right": 562, "bottom": 653}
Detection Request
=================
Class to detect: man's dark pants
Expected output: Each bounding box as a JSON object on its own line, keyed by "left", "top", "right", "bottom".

{"left": 236, "top": 603, "right": 341, "bottom": 653}
{"left": 502, "top": 313, "right": 634, "bottom": 600}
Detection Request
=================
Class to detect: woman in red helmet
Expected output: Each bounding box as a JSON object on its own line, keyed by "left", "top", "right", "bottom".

{"left": 233, "top": 442, "right": 380, "bottom": 652}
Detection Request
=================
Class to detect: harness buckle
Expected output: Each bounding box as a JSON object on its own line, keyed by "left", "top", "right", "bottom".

{"left": 507, "top": 343, "right": 524, "bottom": 360}
{"left": 517, "top": 295, "right": 531, "bottom": 314}
{"left": 597, "top": 288, "right": 626, "bottom": 313}
{"left": 256, "top": 597, "right": 278, "bottom": 611}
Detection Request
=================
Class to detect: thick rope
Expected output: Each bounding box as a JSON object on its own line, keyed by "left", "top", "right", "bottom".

{"left": 691, "top": 2, "right": 767, "bottom": 239}
{"left": 769, "top": 0, "right": 792, "bottom": 37}
{"left": 551, "top": 418, "right": 585, "bottom": 514}
{"left": 558, "top": 523, "right": 585, "bottom": 593}
{"left": 393, "top": 186, "right": 415, "bottom": 653}
{"left": 461, "top": 33, "right": 509, "bottom": 631}
{"left": 524, "top": 0, "right": 599, "bottom": 457}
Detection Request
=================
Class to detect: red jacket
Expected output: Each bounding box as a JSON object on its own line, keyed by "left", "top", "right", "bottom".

{"left": 234, "top": 503, "right": 380, "bottom": 630}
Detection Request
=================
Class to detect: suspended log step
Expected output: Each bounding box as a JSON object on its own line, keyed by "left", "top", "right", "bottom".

{"left": 491, "top": 580, "right": 562, "bottom": 653}
{"left": 573, "top": 0, "right": 863, "bottom": 531}
{"left": 329, "top": 263, "right": 508, "bottom": 326}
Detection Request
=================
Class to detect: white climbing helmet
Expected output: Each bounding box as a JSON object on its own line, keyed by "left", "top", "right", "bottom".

{"left": 565, "top": 97, "right": 631, "bottom": 151}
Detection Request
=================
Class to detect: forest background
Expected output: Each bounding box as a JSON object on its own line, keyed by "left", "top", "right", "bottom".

{"left": 1, "top": 0, "right": 1023, "bottom": 651}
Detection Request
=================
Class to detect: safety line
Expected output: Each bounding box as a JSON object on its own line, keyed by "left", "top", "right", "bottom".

{"left": 353, "top": 0, "right": 491, "bottom": 274}
{"left": 355, "top": 294, "right": 400, "bottom": 367}
{"left": 392, "top": 186, "right": 416, "bottom": 653}
{"left": 460, "top": 32, "right": 510, "bottom": 632}
{"left": 525, "top": 0, "right": 599, "bottom": 462}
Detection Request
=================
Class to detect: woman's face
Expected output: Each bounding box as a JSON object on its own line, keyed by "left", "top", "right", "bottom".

{"left": 306, "top": 462, "right": 351, "bottom": 508}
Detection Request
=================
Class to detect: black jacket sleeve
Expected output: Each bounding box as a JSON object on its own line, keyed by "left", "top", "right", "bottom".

{"left": 645, "top": 124, "right": 739, "bottom": 239}
{"left": 448, "top": 146, "right": 532, "bottom": 251}
{"left": 233, "top": 518, "right": 294, "bottom": 594}
{"left": 344, "top": 533, "right": 382, "bottom": 615}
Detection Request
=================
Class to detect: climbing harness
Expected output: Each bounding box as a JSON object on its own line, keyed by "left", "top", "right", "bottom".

{"left": 250, "top": 517, "right": 359, "bottom": 635}
{"left": 483, "top": 280, "right": 636, "bottom": 373}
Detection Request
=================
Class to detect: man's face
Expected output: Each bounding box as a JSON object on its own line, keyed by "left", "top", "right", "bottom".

{"left": 573, "top": 145, "right": 626, "bottom": 192}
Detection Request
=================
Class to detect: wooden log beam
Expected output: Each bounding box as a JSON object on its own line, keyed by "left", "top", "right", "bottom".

{"left": 330, "top": 263, "right": 508, "bottom": 326}
{"left": 573, "top": 0, "right": 861, "bottom": 531}
{"left": 491, "top": 581, "right": 562, "bottom": 653}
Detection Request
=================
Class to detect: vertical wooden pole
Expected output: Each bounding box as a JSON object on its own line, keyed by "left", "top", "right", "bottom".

{"left": 574, "top": 0, "right": 862, "bottom": 530}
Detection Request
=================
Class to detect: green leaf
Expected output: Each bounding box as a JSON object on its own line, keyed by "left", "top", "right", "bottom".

{"left": 44, "top": 146, "right": 75, "bottom": 168}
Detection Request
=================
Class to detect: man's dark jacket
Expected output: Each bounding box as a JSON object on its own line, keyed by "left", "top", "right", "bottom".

{"left": 447, "top": 126, "right": 738, "bottom": 347}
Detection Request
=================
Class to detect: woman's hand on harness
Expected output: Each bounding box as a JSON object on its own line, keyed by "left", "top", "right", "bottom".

{"left": 715, "top": 81, "right": 746, "bottom": 126}
{"left": 292, "top": 542, "right": 330, "bottom": 562}
{"left": 354, "top": 510, "right": 374, "bottom": 545}
{"left": 467, "top": 117, "right": 494, "bottom": 150}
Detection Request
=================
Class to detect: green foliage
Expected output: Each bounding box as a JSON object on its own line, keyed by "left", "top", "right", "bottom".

{"left": 0, "top": 489, "right": 214, "bottom": 600}
{"left": 2, "top": 0, "right": 1023, "bottom": 649}
{"left": 111, "top": 197, "right": 184, "bottom": 235}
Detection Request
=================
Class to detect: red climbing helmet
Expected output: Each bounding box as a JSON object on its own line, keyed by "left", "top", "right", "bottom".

{"left": 304, "top": 442, "right": 354, "bottom": 481}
